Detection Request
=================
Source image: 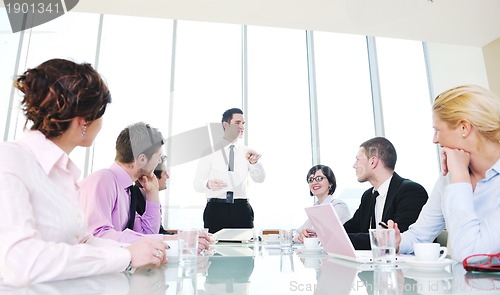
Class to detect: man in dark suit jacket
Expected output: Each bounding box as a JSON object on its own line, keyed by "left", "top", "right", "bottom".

{"left": 299, "top": 137, "right": 428, "bottom": 249}
{"left": 344, "top": 172, "right": 428, "bottom": 249}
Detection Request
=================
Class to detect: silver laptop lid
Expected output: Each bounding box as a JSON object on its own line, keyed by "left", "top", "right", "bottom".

{"left": 305, "top": 204, "right": 360, "bottom": 260}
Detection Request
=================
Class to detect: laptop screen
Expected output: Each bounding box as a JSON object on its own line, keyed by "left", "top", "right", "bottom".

{"left": 305, "top": 204, "right": 359, "bottom": 259}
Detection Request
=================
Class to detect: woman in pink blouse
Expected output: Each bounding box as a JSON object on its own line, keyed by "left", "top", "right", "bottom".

{"left": 0, "top": 59, "right": 167, "bottom": 288}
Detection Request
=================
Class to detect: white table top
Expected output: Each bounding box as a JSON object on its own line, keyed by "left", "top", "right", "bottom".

{"left": 3, "top": 242, "right": 499, "bottom": 294}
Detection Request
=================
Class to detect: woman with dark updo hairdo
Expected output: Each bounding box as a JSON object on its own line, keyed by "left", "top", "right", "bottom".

{"left": 294, "top": 164, "right": 351, "bottom": 243}
{"left": 0, "top": 59, "right": 167, "bottom": 288}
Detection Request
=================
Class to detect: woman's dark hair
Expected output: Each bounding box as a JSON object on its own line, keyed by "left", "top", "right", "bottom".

{"left": 15, "top": 58, "right": 111, "bottom": 138}
{"left": 306, "top": 164, "right": 337, "bottom": 196}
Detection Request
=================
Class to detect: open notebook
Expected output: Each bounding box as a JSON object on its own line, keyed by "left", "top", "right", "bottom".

{"left": 305, "top": 204, "right": 374, "bottom": 263}
{"left": 213, "top": 228, "right": 254, "bottom": 243}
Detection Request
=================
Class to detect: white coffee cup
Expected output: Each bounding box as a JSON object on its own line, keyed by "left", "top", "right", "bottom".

{"left": 414, "top": 243, "right": 448, "bottom": 261}
{"left": 303, "top": 237, "right": 320, "bottom": 249}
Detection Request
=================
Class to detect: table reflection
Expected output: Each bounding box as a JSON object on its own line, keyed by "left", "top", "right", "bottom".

{"left": 203, "top": 256, "right": 254, "bottom": 294}
{"left": 464, "top": 272, "right": 500, "bottom": 291}
{"left": 1, "top": 273, "right": 126, "bottom": 295}
{"left": 3, "top": 244, "right": 500, "bottom": 294}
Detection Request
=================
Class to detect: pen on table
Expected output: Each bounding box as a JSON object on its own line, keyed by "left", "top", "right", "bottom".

{"left": 378, "top": 222, "right": 389, "bottom": 229}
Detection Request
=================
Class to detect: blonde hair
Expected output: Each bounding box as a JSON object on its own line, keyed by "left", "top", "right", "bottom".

{"left": 433, "top": 85, "right": 500, "bottom": 143}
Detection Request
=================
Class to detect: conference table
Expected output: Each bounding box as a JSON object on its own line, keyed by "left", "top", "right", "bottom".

{"left": 5, "top": 242, "right": 499, "bottom": 294}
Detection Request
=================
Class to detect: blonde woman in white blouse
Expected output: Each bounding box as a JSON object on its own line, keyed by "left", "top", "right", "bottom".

{"left": 0, "top": 59, "right": 167, "bottom": 288}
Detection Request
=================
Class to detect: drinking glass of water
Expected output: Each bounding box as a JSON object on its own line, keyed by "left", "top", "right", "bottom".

{"left": 178, "top": 229, "right": 199, "bottom": 266}
{"left": 369, "top": 228, "right": 396, "bottom": 267}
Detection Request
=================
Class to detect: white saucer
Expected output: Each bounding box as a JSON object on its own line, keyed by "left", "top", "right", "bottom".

{"left": 300, "top": 247, "right": 324, "bottom": 255}
{"left": 266, "top": 240, "right": 280, "bottom": 245}
{"left": 404, "top": 258, "right": 454, "bottom": 271}
{"left": 404, "top": 268, "right": 453, "bottom": 281}
{"left": 297, "top": 252, "right": 326, "bottom": 259}
{"left": 263, "top": 243, "right": 281, "bottom": 249}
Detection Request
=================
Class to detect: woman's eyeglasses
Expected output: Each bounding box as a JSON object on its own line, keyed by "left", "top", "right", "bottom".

{"left": 308, "top": 176, "right": 326, "bottom": 183}
{"left": 463, "top": 253, "right": 500, "bottom": 272}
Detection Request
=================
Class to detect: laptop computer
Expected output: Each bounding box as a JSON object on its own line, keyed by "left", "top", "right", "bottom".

{"left": 213, "top": 228, "right": 254, "bottom": 243}
{"left": 305, "top": 204, "right": 374, "bottom": 263}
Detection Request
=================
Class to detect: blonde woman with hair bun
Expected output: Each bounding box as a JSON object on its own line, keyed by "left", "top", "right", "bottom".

{"left": 387, "top": 84, "right": 500, "bottom": 261}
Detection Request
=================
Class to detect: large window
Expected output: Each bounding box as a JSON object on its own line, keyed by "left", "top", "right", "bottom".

{"left": 376, "top": 37, "right": 438, "bottom": 191}
{"left": 314, "top": 32, "right": 375, "bottom": 215}
{"left": 92, "top": 14, "right": 173, "bottom": 175}
{"left": 1, "top": 9, "right": 441, "bottom": 232}
{"left": 0, "top": 11, "right": 21, "bottom": 141}
{"left": 247, "top": 26, "right": 311, "bottom": 230}
{"left": 167, "top": 21, "right": 242, "bottom": 228}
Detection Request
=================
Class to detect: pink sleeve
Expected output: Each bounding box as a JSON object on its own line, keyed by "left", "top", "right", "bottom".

{"left": 79, "top": 170, "right": 160, "bottom": 243}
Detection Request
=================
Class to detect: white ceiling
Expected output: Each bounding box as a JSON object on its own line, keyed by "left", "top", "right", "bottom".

{"left": 1, "top": 0, "right": 498, "bottom": 47}
{"left": 70, "top": 0, "right": 500, "bottom": 47}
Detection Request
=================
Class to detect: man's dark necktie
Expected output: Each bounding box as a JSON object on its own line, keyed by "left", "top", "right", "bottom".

{"left": 370, "top": 190, "right": 379, "bottom": 229}
{"left": 226, "top": 145, "right": 235, "bottom": 203}
{"left": 126, "top": 185, "right": 137, "bottom": 230}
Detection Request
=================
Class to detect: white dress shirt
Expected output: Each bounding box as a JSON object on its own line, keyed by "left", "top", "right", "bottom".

{"left": 374, "top": 176, "right": 392, "bottom": 228}
{"left": 0, "top": 131, "right": 130, "bottom": 288}
{"left": 193, "top": 140, "right": 265, "bottom": 199}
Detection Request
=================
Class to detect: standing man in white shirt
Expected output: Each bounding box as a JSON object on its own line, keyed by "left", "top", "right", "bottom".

{"left": 193, "top": 108, "right": 265, "bottom": 233}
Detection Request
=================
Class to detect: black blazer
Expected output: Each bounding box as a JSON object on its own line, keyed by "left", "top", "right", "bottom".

{"left": 130, "top": 185, "right": 170, "bottom": 235}
{"left": 343, "top": 172, "right": 428, "bottom": 250}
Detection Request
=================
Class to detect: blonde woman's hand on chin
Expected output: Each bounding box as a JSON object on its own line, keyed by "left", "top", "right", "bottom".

{"left": 440, "top": 147, "right": 471, "bottom": 183}
{"left": 126, "top": 238, "right": 168, "bottom": 269}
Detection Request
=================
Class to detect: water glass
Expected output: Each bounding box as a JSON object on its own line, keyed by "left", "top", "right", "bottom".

{"left": 279, "top": 229, "right": 295, "bottom": 251}
{"left": 178, "top": 229, "right": 199, "bottom": 266}
{"left": 369, "top": 228, "right": 396, "bottom": 266}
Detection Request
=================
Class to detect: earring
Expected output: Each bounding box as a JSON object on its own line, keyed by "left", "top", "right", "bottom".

{"left": 462, "top": 134, "right": 466, "bottom": 138}
{"left": 81, "top": 125, "right": 87, "bottom": 137}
